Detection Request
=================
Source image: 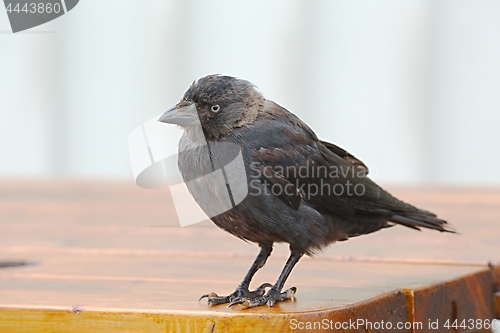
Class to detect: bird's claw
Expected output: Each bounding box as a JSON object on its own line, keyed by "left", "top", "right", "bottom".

{"left": 227, "top": 298, "right": 250, "bottom": 309}
{"left": 199, "top": 283, "right": 273, "bottom": 307}
{"left": 227, "top": 286, "right": 297, "bottom": 309}
{"left": 198, "top": 292, "right": 230, "bottom": 306}
{"left": 198, "top": 292, "right": 219, "bottom": 302}
{"left": 251, "top": 282, "right": 273, "bottom": 296}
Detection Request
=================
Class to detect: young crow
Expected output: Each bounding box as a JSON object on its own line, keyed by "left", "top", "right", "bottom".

{"left": 158, "top": 74, "right": 453, "bottom": 309}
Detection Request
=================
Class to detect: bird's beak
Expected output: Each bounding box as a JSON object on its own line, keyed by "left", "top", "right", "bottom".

{"left": 157, "top": 103, "right": 199, "bottom": 126}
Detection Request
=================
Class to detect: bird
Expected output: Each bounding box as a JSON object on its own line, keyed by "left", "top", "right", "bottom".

{"left": 157, "top": 74, "right": 454, "bottom": 309}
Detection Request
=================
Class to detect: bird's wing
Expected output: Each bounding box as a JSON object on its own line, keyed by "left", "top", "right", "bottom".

{"left": 258, "top": 164, "right": 302, "bottom": 210}
{"left": 246, "top": 101, "right": 451, "bottom": 232}
{"left": 319, "top": 140, "right": 369, "bottom": 175}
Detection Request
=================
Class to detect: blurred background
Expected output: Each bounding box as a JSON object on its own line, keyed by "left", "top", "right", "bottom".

{"left": 1, "top": 0, "right": 499, "bottom": 185}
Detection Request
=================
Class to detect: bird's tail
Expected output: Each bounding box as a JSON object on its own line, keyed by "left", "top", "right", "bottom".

{"left": 388, "top": 213, "right": 456, "bottom": 233}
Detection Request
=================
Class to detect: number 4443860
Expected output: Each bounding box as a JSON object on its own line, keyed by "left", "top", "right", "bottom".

{"left": 5, "top": 2, "right": 62, "bottom": 14}
{"left": 444, "top": 318, "right": 497, "bottom": 330}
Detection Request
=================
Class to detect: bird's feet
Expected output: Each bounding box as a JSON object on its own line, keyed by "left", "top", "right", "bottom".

{"left": 199, "top": 283, "right": 272, "bottom": 306}
{"left": 228, "top": 286, "right": 297, "bottom": 309}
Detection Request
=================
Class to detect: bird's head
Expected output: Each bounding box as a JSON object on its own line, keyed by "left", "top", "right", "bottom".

{"left": 158, "top": 75, "right": 264, "bottom": 139}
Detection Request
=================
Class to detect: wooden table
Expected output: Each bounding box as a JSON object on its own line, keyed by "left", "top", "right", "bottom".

{"left": 0, "top": 180, "right": 499, "bottom": 333}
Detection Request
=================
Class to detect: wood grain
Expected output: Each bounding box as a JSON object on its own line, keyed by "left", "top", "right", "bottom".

{"left": 0, "top": 180, "right": 498, "bottom": 332}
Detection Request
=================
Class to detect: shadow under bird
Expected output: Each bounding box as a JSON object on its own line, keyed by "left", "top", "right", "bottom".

{"left": 158, "top": 74, "right": 454, "bottom": 309}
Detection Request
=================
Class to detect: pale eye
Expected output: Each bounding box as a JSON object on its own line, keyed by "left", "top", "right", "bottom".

{"left": 211, "top": 104, "right": 220, "bottom": 113}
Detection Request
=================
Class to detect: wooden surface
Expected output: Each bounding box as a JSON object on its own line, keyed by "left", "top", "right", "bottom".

{"left": 0, "top": 180, "right": 499, "bottom": 332}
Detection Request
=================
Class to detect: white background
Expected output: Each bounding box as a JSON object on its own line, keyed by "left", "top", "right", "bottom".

{"left": 1, "top": 0, "right": 499, "bottom": 185}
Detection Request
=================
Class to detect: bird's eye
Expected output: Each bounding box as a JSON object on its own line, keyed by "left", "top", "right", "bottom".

{"left": 211, "top": 104, "right": 220, "bottom": 113}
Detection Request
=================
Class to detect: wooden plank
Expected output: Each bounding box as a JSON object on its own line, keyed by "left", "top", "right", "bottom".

{"left": 0, "top": 251, "right": 485, "bottom": 312}
{"left": 492, "top": 264, "right": 500, "bottom": 319}
{"left": 409, "top": 268, "right": 497, "bottom": 333}
{"left": 0, "top": 180, "right": 499, "bottom": 332}
{"left": 0, "top": 292, "right": 407, "bottom": 333}
{"left": 0, "top": 270, "right": 495, "bottom": 333}
{"left": 0, "top": 180, "right": 498, "bottom": 264}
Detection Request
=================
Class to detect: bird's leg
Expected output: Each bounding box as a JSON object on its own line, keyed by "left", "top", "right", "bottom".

{"left": 199, "top": 243, "right": 273, "bottom": 306}
{"left": 229, "top": 249, "right": 303, "bottom": 309}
